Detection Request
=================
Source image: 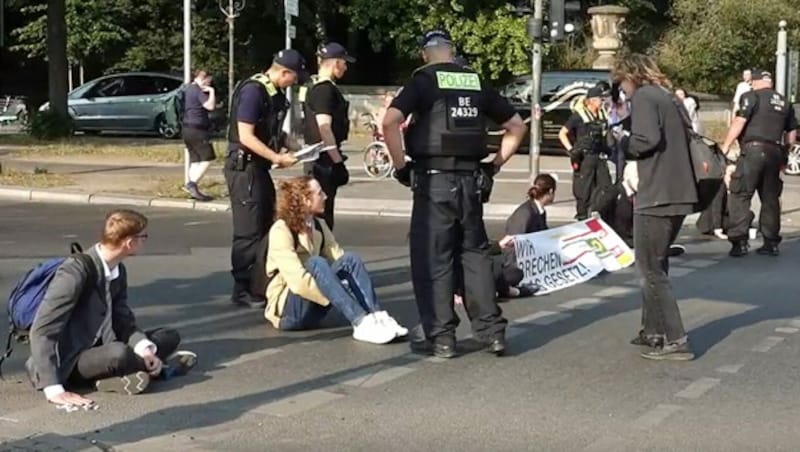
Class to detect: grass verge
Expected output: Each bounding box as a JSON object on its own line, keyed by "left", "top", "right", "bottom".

{"left": 0, "top": 166, "right": 74, "bottom": 188}
{"left": 143, "top": 176, "right": 229, "bottom": 200}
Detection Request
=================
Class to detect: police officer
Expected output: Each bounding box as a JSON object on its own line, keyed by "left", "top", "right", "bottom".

{"left": 558, "top": 83, "right": 613, "bottom": 220}
{"left": 225, "top": 50, "right": 305, "bottom": 309}
{"left": 721, "top": 69, "right": 797, "bottom": 257}
{"left": 300, "top": 42, "right": 355, "bottom": 230}
{"left": 381, "top": 30, "right": 527, "bottom": 358}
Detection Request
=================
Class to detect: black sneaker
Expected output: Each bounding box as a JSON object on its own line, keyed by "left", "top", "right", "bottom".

{"left": 729, "top": 240, "right": 749, "bottom": 257}
{"left": 410, "top": 340, "right": 457, "bottom": 359}
{"left": 162, "top": 351, "right": 198, "bottom": 379}
{"left": 640, "top": 342, "right": 695, "bottom": 361}
{"left": 95, "top": 371, "right": 150, "bottom": 395}
{"left": 668, "top": 244, "right": 686, "bottom": 257}
{"left": 485, "top": 338, "right": 506, "bottom": 357}
{"left": 756, "top": 243, "right": 780, "bottom": 256}
{"left": 629, "top": 331, "right": 664, "bottom": 348}
{"left": 231, "top": 283, "right": 266, "bottom": 309}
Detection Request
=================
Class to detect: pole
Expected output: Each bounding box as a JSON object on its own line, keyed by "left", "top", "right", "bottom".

{"left": 283, "top": 10, "right": 293, "bottom": 137}
{"left": 183, "top": 0, "right": 191, "bottom": 184}
{"left": 228, "top": 0, "right": 235, "bottom": 112}
{"left": 776, "top": 20, "right": 788, "bottom": 96}
{"left": 529, "top": 0, "right": 544, "bottom": 180}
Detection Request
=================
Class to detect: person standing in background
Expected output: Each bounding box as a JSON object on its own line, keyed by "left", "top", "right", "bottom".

{"left": 182, "top": 70, "right": 216, "bottom": 201}
{"left": 731, "top": 70, "right": 752, "bottom": 124}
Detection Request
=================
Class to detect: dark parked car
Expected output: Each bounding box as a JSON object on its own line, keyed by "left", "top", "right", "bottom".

{"left": 39, "top": 72, "right": 225, "bottom": 138}
{"left": 487, "top": 69, "right": 611, "bottom": 154}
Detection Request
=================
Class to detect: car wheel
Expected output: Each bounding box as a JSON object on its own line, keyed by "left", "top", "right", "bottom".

{"left": 157, "top": 114, "right": 180, "bottom": 139}
{"left": 786, "top": 144, "right": 800, "bottom": 176}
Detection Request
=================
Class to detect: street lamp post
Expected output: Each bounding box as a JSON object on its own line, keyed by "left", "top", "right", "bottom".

{"left": 529, "top": 0, "right": 543, "bottom": 180}
{"left": 776, "top": 20, "right": 788, "bottom": 96}
{"left": 183, "top": 0, "right": 191, "bottom": 184}
{"left": 219, "top": 0, "right": 247, "bottom": 113}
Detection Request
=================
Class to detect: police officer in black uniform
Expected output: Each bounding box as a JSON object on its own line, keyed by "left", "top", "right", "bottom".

{"left": 225, "top": 50, "right": 306, "bottom": 308}
{"left": 721, "top": 69, "right": 797, "bottom": 257}
{"left": 557, "top": 83, "right": 613, "bottom": 220}
{"left": 300, "top": 42, "right": 355, "bottom": 230}
{"left": 381, "top": 30, "right": 527, "bottom": 358}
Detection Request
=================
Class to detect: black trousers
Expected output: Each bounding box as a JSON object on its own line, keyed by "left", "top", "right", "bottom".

{"left": 305, "top": 162, "right": 339, "bottom": 230}
{"left": 573, "top": 154, "right": 612, "bottom": 219}
{"left": 455, "top": 254, "right": 524, "bottom": 298}
{"left": 728, "top": 142, "right": 785, "bottom": 244}
{"left": 634, "top": 214, "right": 687, "bottom": 343}
{"left": 409, "top": 171, "right": 507, "bottom": 346}
{"left": 224, "top": 157, "right": 276, "bottom": 298}
{"left": 696, "top": 182, "right": 729, "bottom": 234}
{"left": 71, "top": 328, "right": 180, "bottom": 383}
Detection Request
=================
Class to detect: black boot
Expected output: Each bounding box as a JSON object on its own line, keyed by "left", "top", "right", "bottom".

{"left": 728, "top": 240, "right": 749, "bottom": 257}
{"left": 756, "top": 242, "right": 780, "bottom": 256}
{"left": 231, "top": 281, "right": 266, "bottom": 309}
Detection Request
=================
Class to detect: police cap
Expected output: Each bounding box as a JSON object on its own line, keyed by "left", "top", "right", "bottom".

{"left": 317, "top": 42, "right": 356, "bottom": 63}
{"left": 273, "top": 49, "right": 310, "bottom": 83}
{"left": 751, "top": 69, "right": 772, "bottom": 81}
{"left": 421, "top": 29, "right": 453, "bottom": 49}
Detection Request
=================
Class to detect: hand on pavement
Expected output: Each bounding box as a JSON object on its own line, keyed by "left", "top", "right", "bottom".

{"left": 49, "top": 391, "right": 94, "bottom": 408}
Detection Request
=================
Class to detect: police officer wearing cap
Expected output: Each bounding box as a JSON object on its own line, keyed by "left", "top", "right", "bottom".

{"left": 224, "top": 49, "right": 305, "bottom": 309}
{"left": 300, "top": 42, "right": 356, "bottom": 230}
{"left": 558, "top": 83, "right": 613, "bottom": 220}
{"left": 721, "top": 69, "right": 797, "bottom": 257}
{"left": 382, "top": 30, "right": 527, "bottom": 358}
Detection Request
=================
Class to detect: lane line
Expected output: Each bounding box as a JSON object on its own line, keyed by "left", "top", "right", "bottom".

{"left": 715, "top": 364, "right": 744, "bottom": 374}
{"left": 558, "top": 297, "right": 604, "bottom": 311}
{"left": 751, "top": 336, "right": 785, "bottom": 353}
{"left": 593, "top": 286, "right": 636, "bottom": 298}
{"left": 775, "top": 327, "right": 799, "bottom": 334}
{"left": 217, "top": 348, "right": 284, "bottom": 368}
{"left": 631, "top": 404, "right": 683, "bottom": 430}
{"left": 675, "top": 377, "right": 721, "bottom": 399}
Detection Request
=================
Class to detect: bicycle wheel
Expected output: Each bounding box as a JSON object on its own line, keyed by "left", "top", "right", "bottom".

{"left": 362, "top": 142, "right": 393, "bottom": 179}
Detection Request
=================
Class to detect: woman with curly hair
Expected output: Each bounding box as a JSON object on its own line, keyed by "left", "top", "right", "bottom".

{"left": 263, "top": 176, "right": 407, "bottom": 344}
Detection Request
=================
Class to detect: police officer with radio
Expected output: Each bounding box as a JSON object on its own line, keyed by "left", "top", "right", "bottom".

{"left": 225, "top": 50, "right": 306, "bottom": 309}
{"left": 381, "top": 30, "right": 527, "bottom": 358}
{"left": 721, "top": 69, "right": 797, "bottom": 257}
{"left": 558, "top": 83, "right": 613, "bottom": 220}
{"left": 301, "top": 42, "right": 355, "bottom": 230}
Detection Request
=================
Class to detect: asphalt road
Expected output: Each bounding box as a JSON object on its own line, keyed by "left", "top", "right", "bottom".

{"left": 1, "top": 201, "right": 800, "bottom": 451}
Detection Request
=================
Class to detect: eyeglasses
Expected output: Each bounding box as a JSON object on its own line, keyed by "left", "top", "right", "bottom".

{"left": 134, "top": 233, "right": 149, "bottom": 240}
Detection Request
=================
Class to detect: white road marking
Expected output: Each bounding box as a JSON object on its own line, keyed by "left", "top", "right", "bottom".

{"left": 168, "top": 309, "right": 251, "bottom": 330}
{"left": 184, "top": 221, "right": 212, "bottom": 226}
{"left": 715, "top": 364, "right": 744, "bottom": 374}
{"left": 668, "top": 267, "right": 695, "bottom": 278}
{"left": 751, "top": 336, "right": 785, "bottom": 353}
{"left": 62, "top": 234, "right": 78, "bottom": 239}
{"left": 775, "top": 327, "right": 799, "bottom": 334}
{"left": 513, "top": 310, "right": 572, "bottom": 326}
{"left": 335, "top": 365, "right": 416, "bottom": 388}
{"left": 675, "top": 377, "right": 721, "bottom": 399}
{"left": 250, "top": 389, "right": 345, "bottom": 417}
{"left": 558, "top": 297, "right": 604, "bottom": 310}
{"left": 789, "top": 319, "right": 800, "bottom": 329}
{"left": 218, "top": 348, "right": 283, "bottom": 368}
{"left": 623, "top": 278, "right": 640, "bottom": 286}
{"left": 593, "top": 286, "right": 636, "bottom": 298}
{"left": 0, "top": 416, "right": 19, "bottom": 423}
{"left": 631, "top": 404, "right": 683, "bottom": 430}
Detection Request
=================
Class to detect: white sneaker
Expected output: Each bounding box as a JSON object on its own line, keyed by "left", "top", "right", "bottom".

{"left": 375, "top": 311, "right": 409, "bottom": 337}
{"left": 352, "top": 314, "right": 396, "bottom": 344}
{"left": 713, "top": 229, "right": 728, "bottom": 240}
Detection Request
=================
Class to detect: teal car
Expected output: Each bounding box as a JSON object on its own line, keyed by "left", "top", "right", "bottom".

{"left": 40, "top": 72, "right": 184, "bottom": 138}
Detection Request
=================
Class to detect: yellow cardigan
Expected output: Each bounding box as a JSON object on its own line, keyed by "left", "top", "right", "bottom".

{"left": 264, "top": 218, "right": 345, "bottom": 328}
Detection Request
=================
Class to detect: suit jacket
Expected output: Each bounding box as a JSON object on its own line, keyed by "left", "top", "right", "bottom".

{"left": 264, "top": 219, "right": 345, "bottom": 328}
{"left": 27, "top": 246, "right": 147, "bottom": 389}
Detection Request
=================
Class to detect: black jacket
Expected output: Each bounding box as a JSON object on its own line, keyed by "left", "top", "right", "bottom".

{"left": 498, "top": 201, "right": 548, "bottom": 266}
{"left": 26, "top": 246, "right": 147, "bottom": 389}
{"left": 625, "top": 85, "right": 698, "bottom": 212}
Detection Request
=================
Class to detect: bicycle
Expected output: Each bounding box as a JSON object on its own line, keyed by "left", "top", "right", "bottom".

{"left": 786, "top": 143, "right": 800, "bottom": 176}
{"left": 361, "top": 112, "right": 394, "bottom": 179}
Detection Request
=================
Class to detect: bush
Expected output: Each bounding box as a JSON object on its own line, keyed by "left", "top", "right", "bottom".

{"left": 25, "top": 110, "right": 74, "bottom": 140}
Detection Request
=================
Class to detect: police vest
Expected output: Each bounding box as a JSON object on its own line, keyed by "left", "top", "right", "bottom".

{"left": 299, "top": 78, "right": 350, "bottom": 146}
{"left": 740, "top": 89, "right": 792, "bottom": 145}
{"left": 227, "top": 73, "right": 288, "bottom": 153}
{"left": 572, "top": 100, "right": 608, "bottom": 153}
{"left": 404, "top": 63, "right": 488, "bottom": 161}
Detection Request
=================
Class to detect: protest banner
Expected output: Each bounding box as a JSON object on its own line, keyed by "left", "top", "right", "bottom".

{"left": 514, "top": 217, "right": 635, "bottom": 295}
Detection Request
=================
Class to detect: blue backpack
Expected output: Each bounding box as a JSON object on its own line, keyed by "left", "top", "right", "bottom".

{"left": 0, "top": 243, "right": 97, "bottom": 378}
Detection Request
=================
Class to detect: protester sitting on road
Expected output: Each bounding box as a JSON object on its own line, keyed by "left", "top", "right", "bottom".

{"left": 27, "top": 209, "right": 197, "bottom": 408}
{"left": 264, "top": 176, "right": 408, "bottom": 344}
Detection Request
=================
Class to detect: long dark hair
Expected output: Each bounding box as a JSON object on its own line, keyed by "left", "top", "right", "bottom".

{"left": 527, "top": 174, "right": 556, "bottom": 201}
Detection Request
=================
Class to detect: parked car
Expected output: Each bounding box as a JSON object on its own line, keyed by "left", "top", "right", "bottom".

{"left": 39, "top": 72, "right": 225, "bottom": 138}
{"left": 487, "top": 69, "right": 611, "bottom": 154}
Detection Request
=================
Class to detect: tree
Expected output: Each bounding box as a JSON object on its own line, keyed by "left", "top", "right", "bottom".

{"left": 46, "top": 0, "right": 69, "bottom": 122}
{"left": 657, "top": 0, "right": 800, "bottom": 94}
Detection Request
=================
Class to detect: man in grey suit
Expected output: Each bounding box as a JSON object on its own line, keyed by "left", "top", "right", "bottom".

{"left": 27, "top": 209, "right": 197, "bottom": 408}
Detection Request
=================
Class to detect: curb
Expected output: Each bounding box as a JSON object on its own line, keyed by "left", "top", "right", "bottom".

{"left": 0, "top": 184, "right": 579, "bottom": 220}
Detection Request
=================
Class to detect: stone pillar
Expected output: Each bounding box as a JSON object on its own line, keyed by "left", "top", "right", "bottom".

{"left": 587, "top": 5, "right": 630, "bottom": 70}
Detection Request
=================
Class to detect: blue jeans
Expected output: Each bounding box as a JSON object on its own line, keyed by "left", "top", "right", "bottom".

{"left": 279, "top": 252, "right": 383, "bottom": 330}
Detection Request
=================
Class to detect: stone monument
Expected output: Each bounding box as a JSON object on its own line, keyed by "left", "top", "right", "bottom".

{"left": 587, "top": 5, "right": 630, "bottom": 70}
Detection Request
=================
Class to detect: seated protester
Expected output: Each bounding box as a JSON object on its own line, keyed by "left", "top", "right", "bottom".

{"left": 265, "top": 176, "right": 408, "bottom": 344}
{"left": 27, "top": 209, "right": 197, "bottom": 408}
{"left": 495, "top": 173, "right": 558, "bottom": 297}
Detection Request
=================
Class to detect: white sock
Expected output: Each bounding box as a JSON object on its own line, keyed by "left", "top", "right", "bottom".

{"left": 189, "top": 161, "right": 212, "bottom": 183}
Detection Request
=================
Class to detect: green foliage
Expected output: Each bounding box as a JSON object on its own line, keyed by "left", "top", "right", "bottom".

{"left": 657, "top": 0, "right": 800, "bottom": 94}
{"left": 25, "top": 110, "right": 74, "bottom": 140}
